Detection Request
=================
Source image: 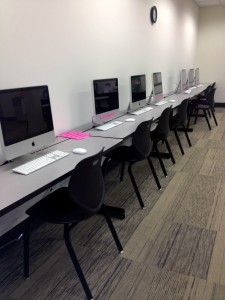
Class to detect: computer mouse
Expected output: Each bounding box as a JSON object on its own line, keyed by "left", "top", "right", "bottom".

{"left": 125, "top": 118, "right": 135, "bottom": 122}
{"left": 169, "top": 100, "right": 176, "bottom": 103}
{"left": 73, "top": 148, "right": 87, "bottom": 154}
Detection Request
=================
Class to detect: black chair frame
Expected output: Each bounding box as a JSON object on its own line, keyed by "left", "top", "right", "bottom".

{"left": 23, "top": 150, "right": 123, "bottom": 300}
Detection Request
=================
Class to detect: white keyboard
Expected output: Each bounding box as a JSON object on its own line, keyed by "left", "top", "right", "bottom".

{"left": 152, "top": 100, "right": 168, "bottom": 106}
{"left": 95, "top": 120, "right": 123, "bottom": 131}
{"left": 13, "top": 150, "right": 69, "bottom": 175}
{"left": 130, "top": 106, "right": 153, "bottom": 115}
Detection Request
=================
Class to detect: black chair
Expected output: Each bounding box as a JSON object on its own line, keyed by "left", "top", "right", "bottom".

{"left": 197, "top": 84, "right": 212, "bottom": 102}
{"left": 102, "top": 120, "right": 161, "bottom": 209}
{"left": 187, "top": 88, "right": 218, "bottom": 130}
{"left": 170, "top": 99, "right": 192, "bottom": 155}
{"left": 211, "top": 82, "right": 216, "bottom": 89}
{"left": 23, "top": 149, "right": 123, "bottom": 300}
{"left": 150, "top": 106, "right": 175, "bottom": 177}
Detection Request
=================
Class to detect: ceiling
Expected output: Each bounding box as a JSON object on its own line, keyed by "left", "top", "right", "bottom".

{"left": 194, "top": 0, "right": 225, "bottom": 6}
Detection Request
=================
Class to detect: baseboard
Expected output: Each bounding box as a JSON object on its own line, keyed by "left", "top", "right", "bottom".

{"left": 215, "top": 102, "right": 225, "bottom": 107}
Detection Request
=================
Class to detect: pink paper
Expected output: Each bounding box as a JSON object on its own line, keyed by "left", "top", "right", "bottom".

{"left": 58, "top": 131, "right": 91, "bottom": 140}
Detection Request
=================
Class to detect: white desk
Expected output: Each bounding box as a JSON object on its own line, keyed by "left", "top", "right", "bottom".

{"left": 0, "top": 136, "right": 123, "bottom": 217}
{"left": 89, "top": 84, "right": 209, "bottom": 139}
{"left": 0, "top": 84, "right": 209, "bottom": 218}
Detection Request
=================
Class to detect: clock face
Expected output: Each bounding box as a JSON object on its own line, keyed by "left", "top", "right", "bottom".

{"left": 150, "top": 6, "right": 157, "bottom": 24}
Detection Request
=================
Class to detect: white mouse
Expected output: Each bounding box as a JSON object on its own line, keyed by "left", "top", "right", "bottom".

{"left": 169, "top": 100, "right": 176, "bottom": 102}
{"left": 125, "top": 118, "right": 135, "bottom": 122}
{"left": 73, "top": 148, "right": 87, "bottom": 154}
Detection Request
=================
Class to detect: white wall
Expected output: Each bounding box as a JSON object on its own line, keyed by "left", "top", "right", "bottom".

{"left": 196, "top": 6, "right": 225, "bottom": 103}
{"left": 0, "top": 0, "right": 199, "bottom": 135}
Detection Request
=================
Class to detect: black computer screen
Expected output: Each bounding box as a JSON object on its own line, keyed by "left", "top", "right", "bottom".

{"left": 188, "top": 69, "right": 195, "bottom": 87}
{"left": 93, "top": 78, "right": 119, "bottom": 115}
{"left": 153, "top": 72, "right": 163, "bottom": 95}
{"left": 131, "top": 75, "right": 146, "bottom": 103}
{"left": 0, "top": 85, "right": 54, "bottom": 146}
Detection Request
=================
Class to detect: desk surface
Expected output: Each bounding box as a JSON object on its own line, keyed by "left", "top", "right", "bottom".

{"left": 89, "top": 84, "right": 208, "bottom": 139}
{"left": 0, "top": 136, "right": 122, "bottom": 216}
{"left": 0, "top": 84, "right": 208, "bottom": 217}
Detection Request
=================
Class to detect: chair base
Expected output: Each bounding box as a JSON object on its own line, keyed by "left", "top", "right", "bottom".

{"left": 99, "top": 205, "right": 125, "bottom": 220}
{"left": 177, "top": 127, "right": 193, "bottom": 133}
{"left": 150, "top": 152, "right": 171, "bottom": 159}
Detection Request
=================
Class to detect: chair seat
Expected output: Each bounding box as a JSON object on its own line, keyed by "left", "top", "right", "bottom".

{"left": 26, "top": 187, "right": 90, "bottom": 224}
{"left": 150, "top": 128, "right": 165, "bottom": 141}
{"left": 195, "top": 104, "right": 210, "bottom": 109}
{"left": 170, "top": 114, "right": 183, "bottom": 128}
{"left": 105, "top": 145, "right": 145, "bottom": 162}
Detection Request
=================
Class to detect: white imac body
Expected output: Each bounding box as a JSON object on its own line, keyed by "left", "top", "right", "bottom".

{"left": 130, "top": 74, "right": 147, "bottom": 111}
{"left": 181, "top": 69, "right": 188, "bottom": 90}
{"left": 195, "top": 68, "right": 199, "bottom": 86}
{"left": 92, "top": 78, "right": 120, "bottom": 125}
{"left": 188, "top": 69, "right": 195, "bottom": 87}
{"left": 0, "top": 85, "right": 55, "bottom": 162}
{"left": 152, "top": 72, "right": 163, "bottom": 102}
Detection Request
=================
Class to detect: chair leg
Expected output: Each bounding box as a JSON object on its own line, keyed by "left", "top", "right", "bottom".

{"left": 194, "top": 109, "right": 198, "bottom": 124}
{"left": 203, "top": 109, "right": 211, "bottom": 130}
{"left": 187, "top": 104, "right": 194, "bottom": 128}
{"left": 102, "top": 157, "right": 110, "bottom": 177}
{"left": 120, "top": 162, "right": 125, "bottom": 182}
{"left": 24, "top": 217, "right": 31, "bottom": 278}
{"left": 101, "top": 205, "right": 123, "bottom": 253}
{"left": 128, "top": 162, "right": 144, "bottom": 208}
{"left": 211, "top": 108, "right": 218, "bottom": 126}
{"left": 64, "top": 224, "right": 93, "bottom": 300}
{"left": 154, "top": 143, "right": 167, "bottom": 177}
{"left": 147, "top": 157, "right": 161, "bottom": 190}
{"left": 208, "top": 110, "right": 211, "bottom": 118}
{"left": 187, "top": 114, "right": 191, "bottom": 129}
{"left": 173, "top": 128, "right": 184, "bottom": 155}
{"left": 182, "top": 125, "right": 192, "bottom": 147}
{"left": 164, "top": 139, "right": 176, "bottom": 164}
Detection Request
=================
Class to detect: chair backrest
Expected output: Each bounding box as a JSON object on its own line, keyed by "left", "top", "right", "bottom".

{"left": 68, "top": 149, "right": 104, "bottom": 213}
{"left": 211, "top": 82, "right": 216, "bottom": 89}
{"left": 177, "top": 99, "right": 189, "bottom": 124}
{"left": 204, "top": 85, "right": 212, "bottom": 97}
{"left": 206, "top": 87, "right": 216, "bottom": 107}
{"left": 132, "top": 119, "right": 152, "bottom": 159}
{"left": 157, "top": 106, "right": 172, "bottom": 138}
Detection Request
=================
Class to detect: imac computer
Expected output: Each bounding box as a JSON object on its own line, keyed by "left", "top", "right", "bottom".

{"left": 130, "top": 74, "right": 147, "bottom": 110}
{"left": 0, "top": 85, "right": 55, "bottom": 161}
{"left": 181, "top": 69, "right": 188, "bottom": 90}
{"left": 92, "top": 78, "right": 119, "bottom": 124}
{"left": 195, "top": 68, "right": 199, "bottom": 86}
{"left": 188, "top": 68, "right": 195, "bottom": 87}
{"left": 152, "top": 72, "right": 163, "bottom": 102}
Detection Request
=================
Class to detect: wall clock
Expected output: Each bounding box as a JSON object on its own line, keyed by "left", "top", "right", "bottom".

{"left": 150, "top": 6, "right": 157, "bottom": 24}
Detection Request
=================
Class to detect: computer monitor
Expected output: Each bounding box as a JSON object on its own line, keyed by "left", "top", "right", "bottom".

{"left": 92, "top": 78, "right": 119, "bottom": 124}
{"left": 181, "top": 69, "right": 188, "bottom": 90}
{"left": 152, "top": 72, "right": 163, "bottom": 102}
{"left": 130, "top": 75, "right": 147, "bottom": 110}
{"left": 0, "top": 85, "right": 55, "bottom": 161}
{"left": 195, "top": 68, "right": 199, "bottom": 85}
{"left": 188, "top": 68, "right": 195, "bottom": 87}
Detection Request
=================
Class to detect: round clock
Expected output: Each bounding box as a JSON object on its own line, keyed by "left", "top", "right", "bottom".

{"left": 150, "top": 6, "right": 157, "bottom": 24}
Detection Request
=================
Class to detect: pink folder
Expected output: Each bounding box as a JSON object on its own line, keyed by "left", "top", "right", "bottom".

{"left": 58, "top": 131, "right": 91, "bottom": 140}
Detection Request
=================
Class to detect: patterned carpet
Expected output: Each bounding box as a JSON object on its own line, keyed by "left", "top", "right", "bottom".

{"left": 1, "top": 108, "right": 225, "bottom": 300}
